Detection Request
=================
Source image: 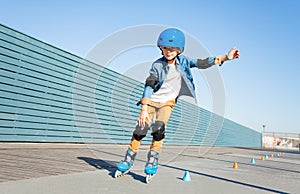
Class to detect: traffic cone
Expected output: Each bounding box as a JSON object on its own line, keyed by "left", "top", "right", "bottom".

{"left": 279, "top": 152, "right": 284, "bottom": 156}
{"left": 261, "top": 156, "right": 265, "bottom": 160}
{"left": 250, "top": 158, "right": 256, "bottom": 164}
{"left": 233, "top": 162, "right": 238, "bottom": 169}
{"left": 265, "top": 154, "right": 269, "bottom": 159}
{"left": 182, "top": 171, "right": 191, "bottom": 182}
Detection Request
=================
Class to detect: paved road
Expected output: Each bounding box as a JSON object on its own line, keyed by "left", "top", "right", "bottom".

{"left": 0, "top": 143, "right": 299, "bottom": 194}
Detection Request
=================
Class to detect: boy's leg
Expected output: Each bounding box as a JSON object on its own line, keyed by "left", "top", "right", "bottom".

{"left": 150, "top": 100, "right": 175, "bottom": 153}
{"left": 145, "top": 100, "right": 175, "bottom": 175}
{"left": 116, "top": 105, "right": 156, "bottom": 174}
{"left": 128, "top": 105, "right": 155, "bottom": 152}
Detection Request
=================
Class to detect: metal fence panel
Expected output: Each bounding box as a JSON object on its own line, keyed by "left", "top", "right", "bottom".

{"left": 0, "top": 24, "right": 261, "bottom": 147}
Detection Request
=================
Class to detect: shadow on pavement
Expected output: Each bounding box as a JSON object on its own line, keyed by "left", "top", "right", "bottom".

{"left": 77, "top": 157, "right": 145, "bottom": 183}
{"left": 77, "top": 157, "right": 116, "bottom": 177}
{"left": 161, "top": 163, "right": 289, "bottom": 194}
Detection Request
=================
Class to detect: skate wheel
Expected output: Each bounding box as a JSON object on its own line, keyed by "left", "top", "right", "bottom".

{"left": 114, "top": 170, "right": 123, "bottom": 178}
{"left": 145, "top": 174, "right": 153, "bottom": 184}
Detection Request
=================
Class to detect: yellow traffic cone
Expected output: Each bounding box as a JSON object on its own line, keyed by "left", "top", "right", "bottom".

{"left": 233, "top": 162, "right": 238, "bottom": 169}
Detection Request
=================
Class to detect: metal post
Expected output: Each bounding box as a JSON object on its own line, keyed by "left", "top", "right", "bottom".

{"left": 262, "top": 125, "right": 266, "bottom": 149}
{"left": 298, "top": 134, "right": 300, "bottom": 151}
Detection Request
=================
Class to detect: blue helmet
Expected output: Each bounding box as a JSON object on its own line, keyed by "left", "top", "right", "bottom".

{"left": 157, "top": 28, "right": 185, "bottom": 53}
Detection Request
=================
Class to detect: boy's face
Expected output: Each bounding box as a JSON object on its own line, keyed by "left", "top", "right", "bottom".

{"left": 160, "top": 46, "right": 180, "bottom": 61}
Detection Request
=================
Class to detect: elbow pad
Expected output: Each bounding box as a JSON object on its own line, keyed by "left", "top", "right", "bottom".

{"left": 197, "top": 58, "right": 212, "bottom": 69}
{"left": 145, "top": 75, "right": 158, "bottom": 89}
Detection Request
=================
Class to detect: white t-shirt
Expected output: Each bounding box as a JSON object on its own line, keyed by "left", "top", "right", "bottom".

{"left": 151, "top": 64, "right": 182, "bottom": 102}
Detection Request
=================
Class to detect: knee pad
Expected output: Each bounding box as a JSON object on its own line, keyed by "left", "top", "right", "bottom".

{"left": 133, "top": 123, "right": 150, "bottom": 141}
{"left": 151, "top": 121, "right": 165, "bottom": 141}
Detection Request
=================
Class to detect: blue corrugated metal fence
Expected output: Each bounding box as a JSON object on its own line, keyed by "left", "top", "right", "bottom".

{"left": 0, "top": 24, "right": 261, "bottom": 147}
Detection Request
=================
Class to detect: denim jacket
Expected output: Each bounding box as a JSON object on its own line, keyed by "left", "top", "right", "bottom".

{"left": 139, "top": 54, "right": 217, "bottom": 105}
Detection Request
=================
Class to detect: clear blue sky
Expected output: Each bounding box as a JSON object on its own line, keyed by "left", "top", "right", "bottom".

{"left": 1, "top": 0, "right": 299, "bottom": 133}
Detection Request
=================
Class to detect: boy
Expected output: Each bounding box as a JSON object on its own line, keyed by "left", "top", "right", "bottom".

{"left": 115, "top": 28, "right": 240, "bottom": 180}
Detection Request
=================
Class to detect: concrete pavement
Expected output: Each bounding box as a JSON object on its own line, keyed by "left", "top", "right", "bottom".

{"left": 0, "top": 143, "right": 299, "bottom": 194}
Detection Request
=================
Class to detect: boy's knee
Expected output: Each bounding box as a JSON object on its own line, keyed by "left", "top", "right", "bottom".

{"left": 151, "top": 121, "right": 165, "bottom": 141}
{"left": 133, "top": 123, "right": 150, "bottom": 141}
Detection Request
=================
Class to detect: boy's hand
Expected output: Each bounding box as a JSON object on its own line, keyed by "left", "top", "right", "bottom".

{"left": 227, "top": 47, "right": 240, "bottom": 60}
{"left": 138, "top": 110, "right": 149, "bottom": 127}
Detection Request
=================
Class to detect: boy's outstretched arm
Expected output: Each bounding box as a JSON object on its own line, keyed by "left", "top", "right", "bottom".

{"left": 215, "top": 47, "right": 240, "bottom": 65}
